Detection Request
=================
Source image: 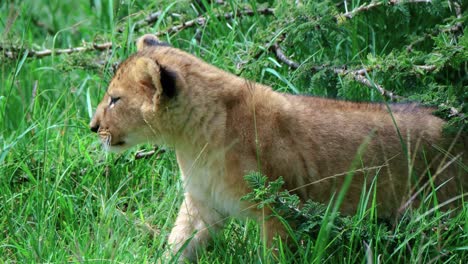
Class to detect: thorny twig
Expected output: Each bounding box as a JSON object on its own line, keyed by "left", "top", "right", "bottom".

{"left": 271, "top": 43, "right": 404, "bottom": 100}
{"left": 407, "top": 1, "right": 463, "bottom": 52}
{"left": 155, "top": 7, "right": 274, "bottom": 37}
{"left": 337, "top": 0, "right": 432, "bottom": 21}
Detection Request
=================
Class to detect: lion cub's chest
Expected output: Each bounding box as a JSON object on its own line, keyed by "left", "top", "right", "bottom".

{"left": 176, "top": 152, "right": 245, "bottom": 218}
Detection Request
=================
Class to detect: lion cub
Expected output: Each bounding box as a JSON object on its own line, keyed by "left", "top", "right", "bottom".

{"left": 90, "top": 34, "right": 466, "bottom": 261}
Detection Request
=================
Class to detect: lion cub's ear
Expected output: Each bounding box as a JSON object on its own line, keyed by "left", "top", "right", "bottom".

{"left": 133, "top": 57, "right": 177, "bottom": 103}
{"left": 136, "top": 34, "right": 171, "bottom": 51}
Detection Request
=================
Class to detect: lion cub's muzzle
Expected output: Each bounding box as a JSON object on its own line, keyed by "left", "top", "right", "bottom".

{"left": 90, "top": 121, "right": 125, "bottom": 149}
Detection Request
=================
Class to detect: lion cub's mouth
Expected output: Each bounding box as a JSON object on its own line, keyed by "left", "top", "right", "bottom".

{"left": 98, "top": 131, "right": 125, "bottom": 149}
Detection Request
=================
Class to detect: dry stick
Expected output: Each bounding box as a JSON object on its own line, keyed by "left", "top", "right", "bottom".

{"left": 270, "top": 43, "right": 299, "bottom": 69}
{"left": 337, "top": 69, "right": 405, "bottom": 101}
{"left": 414, "top": 65, "right": 437, "bottom": 72}
{"left": 2, "top": 8, "right": 274, "bottom": 60}
{"left": 2, "top": 42, "right": 114, "bottom": 59}
{"left": 135, "top": 147, "right": 166, "bottom": 160}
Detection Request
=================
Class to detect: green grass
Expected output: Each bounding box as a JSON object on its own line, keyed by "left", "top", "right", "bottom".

{"left": 1, "top": 0, "right": 467, "bottom": 263}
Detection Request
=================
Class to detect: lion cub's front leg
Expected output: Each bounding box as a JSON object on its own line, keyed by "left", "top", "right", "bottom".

{"left": 167, "top": 193, "right": 223, "bottom": 262}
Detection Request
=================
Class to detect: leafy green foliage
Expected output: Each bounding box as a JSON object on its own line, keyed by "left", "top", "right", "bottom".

{"left": 243, "top": 172, "right": 468, "bottom": 263}
{"left": 266, "top": 0, "right": 467, "bottom": 129}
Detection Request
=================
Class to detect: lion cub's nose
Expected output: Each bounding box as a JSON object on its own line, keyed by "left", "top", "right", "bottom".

{"left": 90, "top": 119, "right": 100, "bottom": 133}
{"left": 90, "top": 124, "right": 99, "bottom": 133}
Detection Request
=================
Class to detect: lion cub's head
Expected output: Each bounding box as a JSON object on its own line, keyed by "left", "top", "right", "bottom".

{"left": 89, "top": 34, "right": 177, "bottom": 152}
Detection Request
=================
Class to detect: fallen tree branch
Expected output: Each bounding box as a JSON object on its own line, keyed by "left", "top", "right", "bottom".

{"left": 2, "top": 42, "right": 113, "bottom": 59}
{"left": 1, "top": 7, "right": 274, "bottom": 60}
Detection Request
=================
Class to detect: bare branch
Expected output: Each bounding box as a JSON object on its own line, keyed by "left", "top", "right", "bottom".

{"left": 414, "top": 65, "right": 437, "bottom": 72}
{"left": 2, "top": 42, "right": 113, "bottom": 59}
{"left": 156, "top": 7, "right": 274, "bottom": 37}
{"left": 271, "top": 42, "right": 404, "bottom": 100}
{"left": 336, "top": 0, "right": 432, "bottom": 22}
{"left": 270, "top": 43, "right": 299, "bottom": 69}
{"left": 335, "top": 68, "right": 405, "bottom": 100}
{"left": 337, "top": 2, "right": 382, "bottom": 20}
{"left": 1, "top": 8, "right": 274, "bottom": 60}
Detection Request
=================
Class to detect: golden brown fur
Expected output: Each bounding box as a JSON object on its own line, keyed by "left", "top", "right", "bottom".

{"left": 90, "top": 34, "right": 467, "bottom": 262}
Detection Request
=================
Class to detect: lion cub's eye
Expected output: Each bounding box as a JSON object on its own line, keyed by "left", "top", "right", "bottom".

{"left": 109, "top": 96, "right": 121, "bottom": 107}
